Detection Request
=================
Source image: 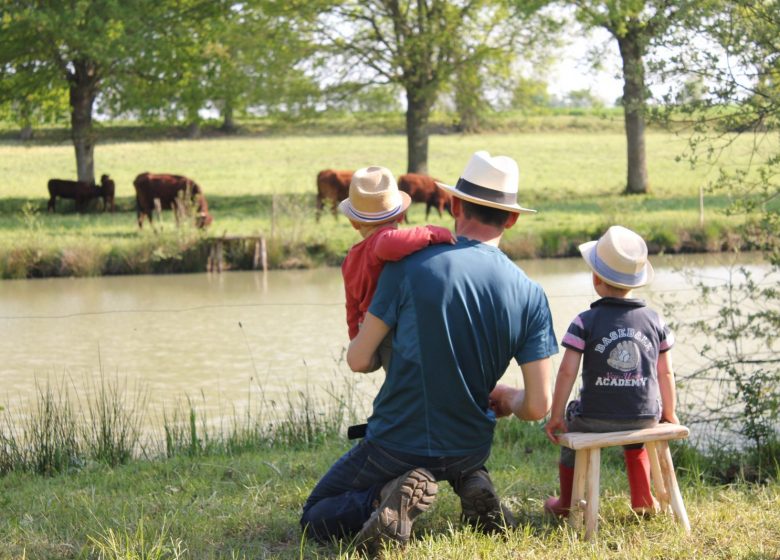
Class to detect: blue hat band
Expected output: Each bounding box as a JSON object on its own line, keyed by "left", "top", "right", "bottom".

{"left": 348, "top": 203, "right": 403, "bottom": 223}
{"left": 590, "top": 249, "right": 647, "bottom": 286}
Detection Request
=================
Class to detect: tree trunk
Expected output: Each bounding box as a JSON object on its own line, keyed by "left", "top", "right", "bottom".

{"left": 454, "top": 62, "right": 482, "bottom": 134}
{"left": 618, "top": 32, "right": 649, "bottom": 195}
{"left": 69, "top": 60, "right": 99, "bottom": 183}
{"left": 221, "top": 101, "right": 236, "bottom": 133}
{"left": 186, "top": 121, "right": 202, "bottom": 138}
{"left": 405, "top": 88, "right": 431, "bottom": 174}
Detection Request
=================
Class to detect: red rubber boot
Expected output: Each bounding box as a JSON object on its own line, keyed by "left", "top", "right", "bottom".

{"left": 544, "top": 464, "right": 574, "bottom": 517}
{"left": 624, "top": 448, "right": 660, "bottom": 515}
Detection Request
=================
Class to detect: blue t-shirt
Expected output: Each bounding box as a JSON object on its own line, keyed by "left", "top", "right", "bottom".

{"left": 366, "top": 237, "right": 558, "bottom": 456}
{"left": 561, "top": 297, "right": 675, "bottom": 419}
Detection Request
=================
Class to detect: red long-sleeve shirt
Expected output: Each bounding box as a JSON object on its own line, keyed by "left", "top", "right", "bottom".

{"left": 341, "top": 224, "right": 453, "bottom": 339}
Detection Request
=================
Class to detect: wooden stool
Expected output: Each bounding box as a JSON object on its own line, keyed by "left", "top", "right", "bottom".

{"left": 558, "top": 424, "right": 691, "bottom": 540}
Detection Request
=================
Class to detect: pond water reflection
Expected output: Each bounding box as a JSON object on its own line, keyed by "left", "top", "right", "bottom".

{"left": 0, "top": 252, "right": 769, "bottom": 431}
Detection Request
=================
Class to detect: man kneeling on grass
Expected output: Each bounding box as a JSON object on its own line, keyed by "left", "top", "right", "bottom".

{"left": 299, "top": 151, "right": 558, "bottom": 553}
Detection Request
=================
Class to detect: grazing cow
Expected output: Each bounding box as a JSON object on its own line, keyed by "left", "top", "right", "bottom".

{"left": 47, "top": 174, "right": 116, "bottom": 213}
{"left": 132, "top": 172, "right": 213, "bottom": 228}
{"left": 397, "top": 173, "right": 453, "bottom": 221}
{"left": 316, "top": 169, "right": 353, "bottom": 220}
{"left": 99, "top": 174, "right": 116, "bottom": 213}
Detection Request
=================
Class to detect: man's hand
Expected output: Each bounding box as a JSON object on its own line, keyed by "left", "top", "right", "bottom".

{"left": 489, "top": 384, "right": 524, "bottom": 418}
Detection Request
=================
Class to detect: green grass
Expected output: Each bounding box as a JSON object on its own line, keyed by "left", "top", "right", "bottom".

{"left": 0, "top": 372, "right": 777, "bottom": 559}
{"left": 0, "top": 122, "right": 770, "bottom": 277}
{"left": 0, "top": 420, "right": 777, "bottom": 559}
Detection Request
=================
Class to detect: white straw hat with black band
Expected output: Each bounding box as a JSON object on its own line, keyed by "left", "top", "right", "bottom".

{"left": 435, "top": 150, "right": 536, "bottom": 214}
{"left": 338, "top": 166, "right": 411, "bottom": 224}
{"left": 579, "top": 225, "right": 655, "bottom": 289}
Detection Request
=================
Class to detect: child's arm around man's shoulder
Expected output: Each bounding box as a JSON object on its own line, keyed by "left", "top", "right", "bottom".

{"left": 374, "top": 224, "right": 454, "bottom": 262}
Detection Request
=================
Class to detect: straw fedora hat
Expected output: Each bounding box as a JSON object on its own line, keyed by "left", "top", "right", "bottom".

{"left": 435, "top": 150, "right": 535, "bottom": 214}
{"left": 338, "top": 166, "right": 412, "bottom": 224}
{"left": 579, "top": 225, "right": 655, "bottom": 289}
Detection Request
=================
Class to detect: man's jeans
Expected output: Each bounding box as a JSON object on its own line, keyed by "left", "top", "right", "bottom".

{"left": 300, "top": 439, "right": 490, "bottom": 543}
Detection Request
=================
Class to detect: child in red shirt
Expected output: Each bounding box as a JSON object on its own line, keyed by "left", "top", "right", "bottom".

{"left": 339, "top": 166, "right": 453, "bottom": 367}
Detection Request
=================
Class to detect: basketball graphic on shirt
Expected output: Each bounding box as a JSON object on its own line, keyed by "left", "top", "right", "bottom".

{"left": 607, "top": 340, "right": 640, "bottom": 372}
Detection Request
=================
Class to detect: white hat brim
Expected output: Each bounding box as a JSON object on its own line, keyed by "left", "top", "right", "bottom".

{"left": 579, "top": 240, "right": 655, "bottom": 289}
{"left": 435, "top": 181, "right": 536, "bottom": 214}
{"left": 338, "top": 191, "right": 412, "bottom": 224}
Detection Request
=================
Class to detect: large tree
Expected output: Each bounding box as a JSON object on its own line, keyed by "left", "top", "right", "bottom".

{"left": 573, "top": 1, "right": 696, "bottom": 194}
{"left": 101, "top": 1, "right": 320, "bottom": 135}
{"left": 321, "top": 0, "right": 548, "bottom": 174}
{"left": 0, "top": 0, "right": 222, "bottom": 182}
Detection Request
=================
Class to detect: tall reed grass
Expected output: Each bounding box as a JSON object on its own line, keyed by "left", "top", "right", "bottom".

{"left": 0, "top": 372, "right": 365, "bottom": 476}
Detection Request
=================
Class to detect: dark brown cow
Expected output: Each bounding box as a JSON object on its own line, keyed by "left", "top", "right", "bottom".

{"left": 132, "top": 172, "right": 213, "bottom": 228}
{"left": 99, "top": 174, "right": 116, "bottom": 212}
{"left": 47, "top": 174, "right": 115, "bottom": 213}
{"left": 316, "top": 169, "right": 353, "bottom": 220}
{"left": 398, "top": 173, "right": 453, "bottom": 221}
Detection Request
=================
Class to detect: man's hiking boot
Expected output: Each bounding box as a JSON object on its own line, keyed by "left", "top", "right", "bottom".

{"left": 355, "top": 468, "right": 438, "bottom": 554}
{"left": 457, "top": 469, "right": 517, "bottom": 534}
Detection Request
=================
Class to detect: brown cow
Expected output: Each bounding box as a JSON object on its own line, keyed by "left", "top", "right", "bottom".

{"left": 132, "top": 172, "right": 213, "bottom": 228}
{"left": 316, "top": 169, "right": 353, "bottom": 221}
{"left": 47, "top": 174, "right": 115, "bottom": 213}
{"left": 397, "top": 173, "right": 452, "bottom": 221}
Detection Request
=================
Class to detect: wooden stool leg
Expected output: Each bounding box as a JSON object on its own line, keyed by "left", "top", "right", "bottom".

{"left": 657, "top": 440, "right": 691, "bottom": 534}
{"left": 584, "top": 447, "right": 601, "bottom": 540}
{"left": 647, "top": 442, "right": 670, "bottom": 513}
{"left": 569, "top": 449, "right": 589, "bottom": 531}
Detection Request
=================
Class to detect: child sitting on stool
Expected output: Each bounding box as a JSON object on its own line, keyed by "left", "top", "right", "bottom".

{"left": 544, "top": 225, "right": 679, "bottom": 516}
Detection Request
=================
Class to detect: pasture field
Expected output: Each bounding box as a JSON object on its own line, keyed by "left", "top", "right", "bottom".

{"left": 0, "top": 127, "right": 763, "bottom": 277}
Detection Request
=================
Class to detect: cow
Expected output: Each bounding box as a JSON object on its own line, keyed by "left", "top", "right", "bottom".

{"left": 397, "top": 173, "right": 453, "bottom": 222}
{"left": 132, "top": 172, "right": 213, "bottom": 229}
{"left": 316, "top": 169, "right": 353, "bottom": 221}
{"left": 47, "top": 174, "right": 115, "bottom": 213}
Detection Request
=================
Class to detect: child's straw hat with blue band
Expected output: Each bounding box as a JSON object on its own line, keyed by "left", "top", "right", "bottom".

{"left": 339, "top": 166, "right": 411, "bottom": 224}
{"left": 579, "top": 225, "right": 654, "bottom": 289}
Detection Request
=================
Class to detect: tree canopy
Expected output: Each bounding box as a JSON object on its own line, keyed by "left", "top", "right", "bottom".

{"left": 317, "top": 0, "right": 552, "bottom": 173}
{"left": 573, "top": 0, "right": 701, "bottom": 194}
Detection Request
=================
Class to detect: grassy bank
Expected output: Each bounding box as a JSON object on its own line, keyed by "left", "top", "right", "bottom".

{"left": 1, "top": 379, "right": 778, "bottom": 559}
{"left": 1, "top": 419, "right": 778, "bottom": 559}
{"left": 0, "top": 118, "right": 767, "bottom": 278}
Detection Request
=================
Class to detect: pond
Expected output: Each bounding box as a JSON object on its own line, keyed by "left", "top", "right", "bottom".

{"left": 0, "top": 252, "right": 770, "bottom": 433}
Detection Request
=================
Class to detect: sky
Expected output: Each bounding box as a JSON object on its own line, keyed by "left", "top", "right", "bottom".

{"left": 546, "top": 27, "right": 624, "bottom": 105}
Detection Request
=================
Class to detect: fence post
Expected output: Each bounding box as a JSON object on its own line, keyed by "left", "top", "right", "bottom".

{"left": 699, "top": 184, "right": 705, "bottom": 227}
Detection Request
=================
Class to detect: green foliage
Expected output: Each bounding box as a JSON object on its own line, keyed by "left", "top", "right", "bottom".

{"left": 564, "top": 88, "right": 605, "bottom": 109}
{"left": 668, "top": 264, "right": 780, "bottom": 453}
{"left": 653, "top": 1, "right": 780, "bottom": 460}
{"left": 0, "top": 375, "right": 146, "bottom": 475}
{"left": 320, "top": 0, "right": 551, "bottom": 171}
{"left": 510, "top": 77, "right": 552, "bottom": 112}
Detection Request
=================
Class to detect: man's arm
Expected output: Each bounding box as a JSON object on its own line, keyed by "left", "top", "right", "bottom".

{"left": 490, "top": 357, "right": 553, "bottom": 421}
{"left": 346, "top": 311, "right": 390, "bottom": 373}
